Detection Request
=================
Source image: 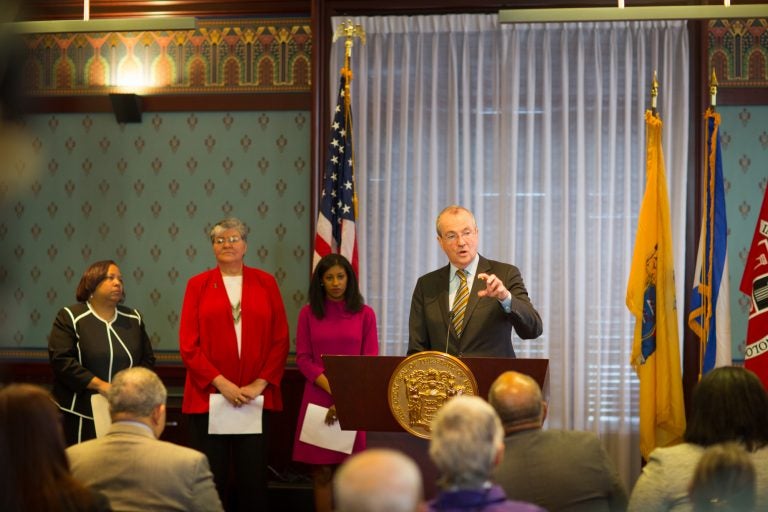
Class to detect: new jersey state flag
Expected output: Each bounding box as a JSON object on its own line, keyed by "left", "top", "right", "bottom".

{"left": 626, "top": 110, "right": 686, "bottom": 460}
{"left": 741, "top": 187, "right": 768, "bottom": 388}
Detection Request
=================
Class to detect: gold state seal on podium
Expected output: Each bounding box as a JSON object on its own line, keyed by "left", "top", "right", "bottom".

{"left": 387, "top": 351, "right": 479, "bottom": 439}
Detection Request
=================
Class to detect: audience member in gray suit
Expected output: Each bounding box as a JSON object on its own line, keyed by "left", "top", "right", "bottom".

{"left": 489, "top": 371, "right": 628, "bottom": 512}
{"left": 67, "top": 367, "right": 223, "bottom": 512}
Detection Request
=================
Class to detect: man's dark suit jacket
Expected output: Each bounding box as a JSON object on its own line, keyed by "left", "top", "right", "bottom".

{"left": 494, "top": 429, "right": 628, "bottom": 512}
{"left": 408, "top": 255, "right": 542, "bottom": 357}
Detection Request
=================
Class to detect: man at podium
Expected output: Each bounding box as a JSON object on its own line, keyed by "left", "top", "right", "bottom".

{"left": 408, "top": 205, "right": 542, "bottom": 357}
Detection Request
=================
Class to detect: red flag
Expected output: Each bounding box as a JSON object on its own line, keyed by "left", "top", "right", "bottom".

{"left": 741, "top": 187, "right": 768, "bottom": 388}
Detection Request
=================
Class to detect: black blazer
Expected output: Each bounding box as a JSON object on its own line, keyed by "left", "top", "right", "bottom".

{"left": 407, "top": 255, "right": 542, "bottom": 357}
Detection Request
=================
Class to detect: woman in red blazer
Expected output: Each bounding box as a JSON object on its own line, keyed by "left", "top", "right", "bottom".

{"left": 179, "top": 217, "right": 289, "bottom": 512}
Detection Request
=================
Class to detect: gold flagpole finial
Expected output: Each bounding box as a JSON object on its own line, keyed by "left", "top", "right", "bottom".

{"left": 333, "top": 19, "right": 366, "bottom": 67}
{"left": 650, "top": 71, "right": 659, "bottom": 115}
{"left": 709, "top": 69, "right": 718, "bottom": 109}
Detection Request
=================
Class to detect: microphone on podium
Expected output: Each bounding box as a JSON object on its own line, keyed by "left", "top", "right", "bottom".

{"left": 444, "top": 311, "right": 455, "bottom": 354}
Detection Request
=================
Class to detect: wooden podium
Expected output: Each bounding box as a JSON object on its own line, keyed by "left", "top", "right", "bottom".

{"left": 322, "top": 355, "right": 549, "bottom": 498}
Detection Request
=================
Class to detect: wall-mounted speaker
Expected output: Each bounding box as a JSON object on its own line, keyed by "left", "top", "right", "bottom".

{"left": 109, "top": 93, "right": 142, "bottom": 123}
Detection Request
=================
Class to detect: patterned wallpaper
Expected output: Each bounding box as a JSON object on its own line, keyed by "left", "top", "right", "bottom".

{"left": 722, "top": 105, "right": 768, "bottom": 361}
{"left": 0, "top": 17, "right": 765, "bottom": 362}
{"left": 23, "top": 18, "right": 312, "bottom": 95}
{"left": 709, "top": 18, "right": 768, "bottom": 88}
{"left": 0, "top": 111, "right": 311, "bottom": 354}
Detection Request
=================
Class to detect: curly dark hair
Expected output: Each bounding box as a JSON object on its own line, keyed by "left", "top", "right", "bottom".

{"left": 308, "top": 254, "right": 363, "bottom": 319}
{"left": 684, "top": 366, "right": 768, "bottom": 451}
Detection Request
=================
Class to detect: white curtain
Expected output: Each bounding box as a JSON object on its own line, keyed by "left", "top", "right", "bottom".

{"left": 331, "top": 14, "right": 689, "bottom": 491}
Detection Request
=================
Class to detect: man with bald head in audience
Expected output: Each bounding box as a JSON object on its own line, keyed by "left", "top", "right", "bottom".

{"left": 489, "top": 371, "right": 628, "bottom": 512}
{"left": 67, "top": 367, "right": 223, "bottom": 512}
{"left": 334, "top": 448, "right": 423, "bottom": 512}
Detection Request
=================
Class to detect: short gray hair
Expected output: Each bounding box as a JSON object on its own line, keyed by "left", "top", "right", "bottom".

{"left": 429, "top": 395, "right": 503, "bottom": 489}
{"left": 435, "top": 205, "right": 476, "bottom": 237}
{"left": 108, "top": 367, "right": 167, "bottom": 418}
{"left": 209, "top": 217, "right": 248, "bottom": 243}
{"left": 334, "top": 448, "right": 422, "bottom": 512}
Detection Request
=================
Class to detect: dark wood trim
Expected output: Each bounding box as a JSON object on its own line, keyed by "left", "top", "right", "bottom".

{"left": 0, "top": 350, "right": 298, "bottom": 369}
{"left": 0, "top": 356, "right": 186, "bottom": 383}
{"left": 682, "top": 19, "right": 707, "bottom": 422}
{"left": 718, "top": 88, "right": 768, "bottom": 106}
{"left": 25, "top": 93, "right": 312, "bottom": 114}
{"left": 19, "top": 0, "right": 765, "bottom": 21}
{"left": 19, "top": 1, "right": 311, "bottom": 20}
{"left": 309, "top": 0, "right": 327, "bottom": 274}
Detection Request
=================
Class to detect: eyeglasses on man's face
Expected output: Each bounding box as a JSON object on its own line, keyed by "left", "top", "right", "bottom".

{"left": 442, "top": 229, "right": 475, "bottom": 243}
{"left": 213, "top": 236, "right": 243, "bottom": 245}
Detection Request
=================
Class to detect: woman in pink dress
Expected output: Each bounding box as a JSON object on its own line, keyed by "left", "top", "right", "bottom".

{"left": 292, "top": 254, "right": 379, "bottom": 512}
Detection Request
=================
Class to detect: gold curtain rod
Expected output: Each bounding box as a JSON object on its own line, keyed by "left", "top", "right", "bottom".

{"left": 10, "top": 17, "right": 197, "bottom": 34}
{"left": 499, "top": 4, "right": 768, "bottom": 23}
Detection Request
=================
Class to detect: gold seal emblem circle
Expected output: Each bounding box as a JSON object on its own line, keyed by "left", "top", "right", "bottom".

{"left": 388, "top": 351, "right": 479, "bottom": 439}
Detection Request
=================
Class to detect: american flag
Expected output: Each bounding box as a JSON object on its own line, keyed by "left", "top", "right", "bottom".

{"left": 312, "top": 68, "right": 359, "bottom": 274}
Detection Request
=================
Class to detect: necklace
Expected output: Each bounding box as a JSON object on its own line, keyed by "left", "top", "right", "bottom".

{"left": 232, "top": 301, "right": 241, "bottom": 324}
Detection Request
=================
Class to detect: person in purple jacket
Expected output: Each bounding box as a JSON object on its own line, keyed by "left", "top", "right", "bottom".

{"left": 292, "top": 253, "right": 379, "bottom": 512}
{"left": 427, "top": 396, "right": 546, "bottom": 512}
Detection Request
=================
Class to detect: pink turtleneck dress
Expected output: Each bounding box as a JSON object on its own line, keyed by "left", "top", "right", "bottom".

{"left": 292, "top": 299, "right": 379, "bottom": 464}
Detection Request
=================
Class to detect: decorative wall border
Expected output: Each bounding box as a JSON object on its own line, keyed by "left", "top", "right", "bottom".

{"left": 22, "top": 18, "right": 312, "bottom": 97}
{"left": 708, "top": 18, "right": 768, "bottom": 89}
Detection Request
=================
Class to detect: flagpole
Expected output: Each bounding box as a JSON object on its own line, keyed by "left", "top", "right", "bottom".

{"left": 333, "top": 19, "right": 366, "bottom": 72}
{"left": 698, "top": 69, "right": 720, "bottom": 378}
{"left": 704, "top": 69, "right": 720, "bottom": 376}
{"left": 628, "top": 72, "right": 687, "bottom": 458}
{"left": 332, "top": 20, "right": 366, "bottom": 220}
{"left": 311, "top": 20, "right": 365, "bottom": 274}
{"left": 650, "top": 70, "right": 658, "bottom": 117}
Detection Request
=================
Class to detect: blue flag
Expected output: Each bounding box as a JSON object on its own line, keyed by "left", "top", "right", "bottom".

{"left": 688, "top": 109, "right": 732, "bottom": 374}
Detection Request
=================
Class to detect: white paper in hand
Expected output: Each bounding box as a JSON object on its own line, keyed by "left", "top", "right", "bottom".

{"left": 208, "top": 394, "right": 263, "bottom": 434}
{"left": 299, "top": 403, "right": 356, "bottom": 454}
{"left": 90, "top": 394, "right": 111, "bottom": 438}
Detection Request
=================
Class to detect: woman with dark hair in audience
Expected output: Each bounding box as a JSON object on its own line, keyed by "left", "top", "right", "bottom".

{"left": 628, "top": 366, "right": 768, "bottom": 511}
{"left": 689, "top": 442, "right": 756, "bottom": 512}
{"left": 48, "top": 259, "right": 155, "bottom": 445}
{"left": 292, "top": 253, "right": 379, "bottom": 512}
{"left": 0, "top": 383, "right": 111, "bottom": 512}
